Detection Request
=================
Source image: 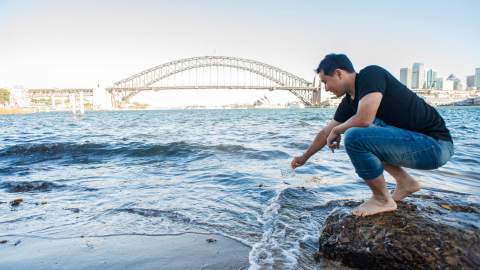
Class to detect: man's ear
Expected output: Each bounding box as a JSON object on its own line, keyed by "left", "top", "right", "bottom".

{"left": 335, "top": 69, "right": 343, "bottom": 79}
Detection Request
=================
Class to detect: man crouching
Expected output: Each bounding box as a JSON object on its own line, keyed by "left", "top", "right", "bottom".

{"left": 291, "top": 53, "right": 454, "bottom": 216}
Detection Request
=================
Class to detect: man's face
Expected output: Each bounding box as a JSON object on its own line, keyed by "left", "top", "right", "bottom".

{"left": 319, "top": 69, "right": 346, "bottom": 97}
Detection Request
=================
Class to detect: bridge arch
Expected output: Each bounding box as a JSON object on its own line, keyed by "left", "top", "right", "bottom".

{"left": 108, "top": 56, "right": 321, "bottom": 106}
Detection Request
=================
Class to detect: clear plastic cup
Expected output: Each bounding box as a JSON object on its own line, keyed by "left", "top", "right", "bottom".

{"left": 280, "top": 167, "right": 296, "bottom": 178}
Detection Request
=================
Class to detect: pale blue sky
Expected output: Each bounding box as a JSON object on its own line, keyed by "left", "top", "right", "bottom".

{"left": 0, "top": 0, "right": 479, "bottom": 88}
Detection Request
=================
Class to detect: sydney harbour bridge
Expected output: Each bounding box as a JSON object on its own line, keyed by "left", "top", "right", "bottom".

{"left": 27, "top": 56, "right": 324, "bottom": 110}
{"left": 106, "top": 56, "right": 322, "bottom": 107}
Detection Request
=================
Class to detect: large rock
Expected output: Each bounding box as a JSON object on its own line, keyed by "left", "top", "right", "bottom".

{"left": 318, "top": 196, "right": 480, "bottom": 269}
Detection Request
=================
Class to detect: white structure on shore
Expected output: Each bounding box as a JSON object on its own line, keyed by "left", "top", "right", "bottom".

{"left": 92, "top": 84, "right": 112, "bottom": 109}
{"left": 10, "top": 86, "right": 30, "bottom": 107}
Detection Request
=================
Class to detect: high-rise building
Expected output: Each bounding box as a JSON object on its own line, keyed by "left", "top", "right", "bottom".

{"left": 400, "top": 68, "right": 412, "bottom": 87}
{"left": 426, "top": 69, "right": 437, "bottom": 89}
{"left": 434, "top": 77, "right": 443, "bottom": 90}
{"left": 466, "top": 75, "right": 475, "bottom": 89}
{"left": 475, "top": 68, "right": 480, "bottom": 89}
{"left": 412, "top": 63, "right": 425, "bottom": 89}
{"left": 446, "top": 74, "right": 462, "bottom": 91}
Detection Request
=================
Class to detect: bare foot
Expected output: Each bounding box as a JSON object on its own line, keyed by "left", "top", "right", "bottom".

{"left": 392, "top": 176, "right": 421, "bottom": 202}
{"left": 352, "top": 196, "right": 397, "bottom": 217}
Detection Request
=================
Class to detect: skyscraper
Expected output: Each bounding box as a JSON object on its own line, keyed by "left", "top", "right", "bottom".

{"left": 426, "top": 69, "right": 437, "bottom": 89}
{"left": 434, "top": 77, "right": 443, "bottom": 90}
{"left": 412, "top": 63, "right": 425, "bottom": 89}
{"left": 476, "top": 68, "right": 480, "bottom": 90}
{"left": 446, "top": 74, "right": 462, "bottom": 91}
{"left": 400, "top": 68, "right": 412, "bottom": 87}
{"left": 466, "top": 75, "right": 475, "bottom": 89}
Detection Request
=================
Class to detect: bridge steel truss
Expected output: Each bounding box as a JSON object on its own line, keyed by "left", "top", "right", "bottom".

{"left": 107, "top": 56, "right": 321, "bottom": 107}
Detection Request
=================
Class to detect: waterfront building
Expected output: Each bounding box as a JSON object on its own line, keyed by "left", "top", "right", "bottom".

{"left": 412, "top": 63, "right": 425, "bottom": 89}
{"left": 466, "top": 75, "right": 475, "bottom": 89}
{"left": 475, "top": 68, "right": 480, "bottom": 90}
{"left": 434, "top": 77, "right": 443, "bottom": 90}
{"left": 426, "top": 69, "right": 437, "bottom": 89}
{"left": 446, "top": 74, "right": 462, "bottom": 91}
{"left": 400, "top": 67, "right": 412, "bottom": 87}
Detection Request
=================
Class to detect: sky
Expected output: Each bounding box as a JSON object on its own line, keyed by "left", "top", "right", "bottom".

{"left": 0, "top": 0, "right": 479, "bottom": 106}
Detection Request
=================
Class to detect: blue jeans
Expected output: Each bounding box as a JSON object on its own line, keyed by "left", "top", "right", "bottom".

{"left": 344, "top": 119, "right": 454, "bottom": 180}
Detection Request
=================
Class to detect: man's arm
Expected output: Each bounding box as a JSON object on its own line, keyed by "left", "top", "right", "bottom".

{"left": 291, "top": 119, "right": 341, "bottom": 168}
{"left": 327, "top": 92, "right": 383, "bottom": 150}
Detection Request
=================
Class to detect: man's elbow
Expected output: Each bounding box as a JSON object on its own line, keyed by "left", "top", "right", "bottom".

{"left": 356, "top": 118, "right": 374, "bottom": 127}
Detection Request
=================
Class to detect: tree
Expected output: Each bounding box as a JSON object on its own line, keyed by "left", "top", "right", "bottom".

{"left": 0, "top": 88, "right": 11, "bottom": 105}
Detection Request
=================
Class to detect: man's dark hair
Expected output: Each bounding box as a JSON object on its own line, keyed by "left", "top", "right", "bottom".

{"left": 316, "top": 53, "right": 355, "bottom": 75}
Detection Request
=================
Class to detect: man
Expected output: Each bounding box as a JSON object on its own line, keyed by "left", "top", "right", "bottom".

{"left": 291, "top": 54, "right": 454, "bottom": 216}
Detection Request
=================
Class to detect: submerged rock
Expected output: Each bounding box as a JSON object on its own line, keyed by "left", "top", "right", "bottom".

{"left": 318, "top": 197, "right": 480, "bottom": 270}
{"left": 9, "top": 198, "right": 23, "bottom": 207}
{"left": 206, "top": 238, "right": 217, "bottom": 243}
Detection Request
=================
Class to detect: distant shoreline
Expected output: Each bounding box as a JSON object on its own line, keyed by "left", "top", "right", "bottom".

{"left": 0, "top": 108, "right": 35, "bottom": 115}
{"left": 1, "top": 104, "right": 479, "bottom": 115}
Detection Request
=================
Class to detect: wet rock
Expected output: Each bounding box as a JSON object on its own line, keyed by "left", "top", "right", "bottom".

{"left": 10, "top": 198, "right": 23, "bottom": 207}
{"left": 0, "top": 240, "right": 8, "bottom": 244}
{"left": 35, "top": 201, "right": 48, "bottom": 206}
{"left": 65, "top": 207, "right": 81, "bottom": 213}
{"left": 318, "top": 199, "right": 480, "bottom": 269}
{"left": 206, "top": 238, "right": 217, "bottom": 243}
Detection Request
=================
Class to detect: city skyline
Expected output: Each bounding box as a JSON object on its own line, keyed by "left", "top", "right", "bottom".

{"left": 399, "top": 62, "right": 479, "bottom": 90}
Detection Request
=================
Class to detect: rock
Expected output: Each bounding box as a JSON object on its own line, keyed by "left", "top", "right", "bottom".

{"left": 10, "top": 198, "right": 23, "bottom": 207}
{"left": 206, "top": 238, "right": 217, "bottom": 243}
{"left": 65, "top": 208, "right": 81, "bottom": 213}
{"left": 318, "top": 199, "right": 480, "bottom": 269}
{"left": 35, "top": 201, "right": 48, "bottom": 206}
{"left": 0, "top": 240, "right": 8, "bottom": 244}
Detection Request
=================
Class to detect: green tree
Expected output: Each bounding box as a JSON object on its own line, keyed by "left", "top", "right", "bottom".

{"left": 0, "top": 88, "right": 11, "bottom": 105}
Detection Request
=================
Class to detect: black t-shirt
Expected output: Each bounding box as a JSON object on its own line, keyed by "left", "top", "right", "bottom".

{"left": 334, "top": 65, "right": 452, "bottom": 142}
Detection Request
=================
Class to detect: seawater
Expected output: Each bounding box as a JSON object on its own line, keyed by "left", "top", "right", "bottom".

{"left": 1, "top": 108, "right": 479, "bottom": 269}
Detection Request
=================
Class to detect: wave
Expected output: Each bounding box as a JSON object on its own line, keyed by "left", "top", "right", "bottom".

{"left": 0, "top": 141, "right": 290, "bottom": 166}
{"left": 0, "top": 180, "right": 98, "bottom": 193}
{"left": 248, "top": 187, "right": 336, "bottom": 269}
{"left": 0, "top": 180, "right": 66, "bottom": 193}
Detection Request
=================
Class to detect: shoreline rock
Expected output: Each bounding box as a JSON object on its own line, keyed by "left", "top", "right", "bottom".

{"left": 318, "top": 197, "right": 480, "bottom": 269}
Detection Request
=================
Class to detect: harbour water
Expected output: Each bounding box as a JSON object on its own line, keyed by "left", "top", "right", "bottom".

{"left": 1, "top": 108, "right": 479, "bottom": 269}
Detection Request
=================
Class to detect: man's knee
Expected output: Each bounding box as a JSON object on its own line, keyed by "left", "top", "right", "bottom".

{"left": 344, "top": 127, "right": 368, "bottom": 150}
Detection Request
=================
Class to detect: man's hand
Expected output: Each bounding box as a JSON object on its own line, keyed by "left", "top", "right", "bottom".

{"left": 326, "top": 127, "right": 341, "bottom": 152}
{"left": 291, "top": 155, "right": 307, "bottom": 169}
